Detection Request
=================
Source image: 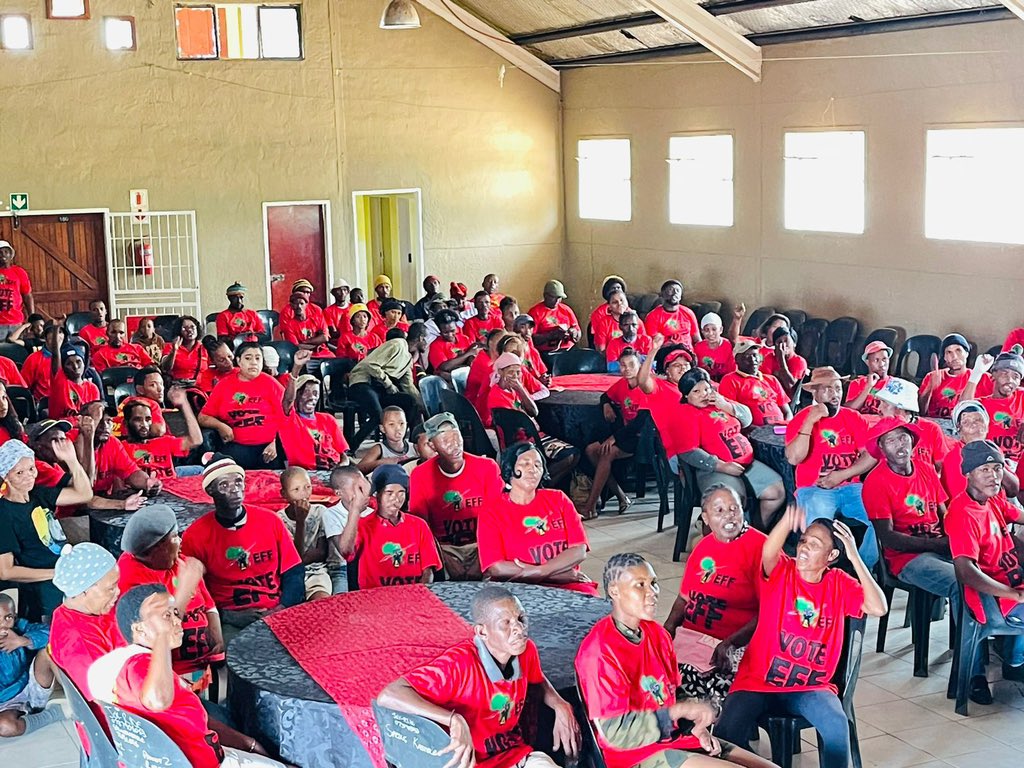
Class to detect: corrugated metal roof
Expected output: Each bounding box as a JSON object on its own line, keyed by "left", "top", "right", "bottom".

{"left": 723, "top": 0, "right": 997, "bottom": 35}
{"left": 450, "top": 0, "right": 651, "bottom": 37}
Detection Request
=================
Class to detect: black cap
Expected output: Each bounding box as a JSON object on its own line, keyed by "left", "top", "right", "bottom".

{"left": 960, "top": 440, "right": 1005, "bottom": 476}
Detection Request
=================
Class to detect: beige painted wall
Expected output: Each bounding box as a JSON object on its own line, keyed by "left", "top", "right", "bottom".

{"left": 562, "top": 21, "right": 1024, "bottom": 351}
{"left": 0, "top": 0, "right": 562, "bottom": 317}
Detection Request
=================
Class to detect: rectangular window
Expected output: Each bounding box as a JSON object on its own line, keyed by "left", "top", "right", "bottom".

{"left": 174, "top": 3, "right": 302, "bottom": 60}
{"left": 0, "top": 14, "right": 32, "bottom": 50}
{"left": 104, "top": 17, "right": 136, "bottom": 51}
{"left": 784, "top": 130, "right": 865, "bottom": 234}
{"left": 47, "top": 0, "right": 89, "bottom": 19}
{"left": 925, "top": 128, "right": 1024, "bottom": 245}
{"left": 578, "top": 138, "right": 631, "bottom": 222}
{"left": 668, "top": 134, "right": 734, "bottom": 227}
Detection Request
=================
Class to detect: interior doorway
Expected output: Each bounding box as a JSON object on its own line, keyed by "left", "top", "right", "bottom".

{"left": 352, "top": 189, "right": 423, "bottom": 302}
{"left": 263, "top": 201, "right": 333, "bottom": 311}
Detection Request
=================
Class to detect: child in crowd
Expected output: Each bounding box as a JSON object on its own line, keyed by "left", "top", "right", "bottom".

{"left": 356, "top": 405, "right": 418, "bottom": 473}
{"left": 0, "top": 593, "right": 64, "bottom": 738}
{"left": 694, "top": 312, "right": 736, "bottom": 382}
{"left": 131, "top": 317, "right": 166, "bottom": 366}
{"left": 277, "top": 467, "right": 332, "bottom": 601}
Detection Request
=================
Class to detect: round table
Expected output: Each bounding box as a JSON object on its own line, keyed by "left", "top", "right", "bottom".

{"left": 536, "top": 374, "right": 619, "bottom": 446}
{"left": 227, "top": 582, "right": 610, "bottom": 768}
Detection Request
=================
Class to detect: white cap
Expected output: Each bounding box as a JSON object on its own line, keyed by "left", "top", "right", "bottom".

{"left": 0, "top": 241, "right": 12, "bottom": 251}
{"left": 333, "top": 278, "right": 351, "bottom": 290}
{"left": 701, "top": 312, "right": 723, "bottom": 329}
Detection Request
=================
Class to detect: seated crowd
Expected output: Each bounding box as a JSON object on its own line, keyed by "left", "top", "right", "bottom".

{"left": 1, "top": 243, "right": 1023, "bottom": 767}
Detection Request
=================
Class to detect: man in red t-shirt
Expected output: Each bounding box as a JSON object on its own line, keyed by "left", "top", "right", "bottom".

{"left": 122, "top": 386, "right": 202, "bottom": 479}
{"left": 0, "top": 241, "right": 35, "bottom": 340}
{"left": 643, "top": 279, "right": 700, "bottom": 350}
{"left": 324, "top": 278, "right": 352, "bottom": 340}
{"left": 919, "top": 333, "right": 992, "bottom": 418}
{"left": 873, "top": 377, "right": 949, "bottom": 471}
{"left": 845, "top": 340, "right": 892, "bottom": 415}
{"left": 526, "top": 280, "right": 581, "bottom": 353}
{"left": 216, "top": 282, "right": 266, "bottom": 341}
{"left": 718, "top": 341, "right": 791, "bottom": 427}
{"left": 963, "top": 349, "right": 1024, "bottom": 469}
{"left": 278, "top": 349, "right": 348, "bottom": 470}
{"left": 23, "top": 325, "right": 65, "bottom": 400}
{"left": 409, "top": 413, "right": 503, "bottom": 579}
{"left": 48, "top": 339, "right": 101, "bottom": 422}
{"left": 90, "top": 319, "right": 154, "bottom": 372}
{"left": 462, "top": 291, "right": 503, "bottom": 343}
{"left": 279, "top": 292, "right": 331, "bottom": 357}
{"left": 512, "top": 313, "right": 548, "bottom": 379}
{"left": 378, "top": 586, "right": 579, "bottom": 768}
{"left": 785, "top": 366, "right": 878, "bottom": 567}
{"left": 428, "top": 309, "right": 481, "bottom": 377}
{"left": 180, "top": 456, "right": 304, "bottom": 631}
{"left": 77, "top": 400, "right": 160, "bottom": 513}
{"left": 76, "top": 299, "right": 110, "bottom": 349}
{"left": 945, "top": 440, "right": 1024, "bottom": 690}
{"left": 604, "top": 310, "right": 651, "bottom": 371}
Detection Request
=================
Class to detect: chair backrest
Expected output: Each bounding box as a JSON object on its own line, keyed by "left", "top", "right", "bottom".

{"left": 205, "top": 312, "right": 218, "bottom": 326}
{"left": 575, "top": 682, "right": 609, "bottom": 768}
{"left": 98, "top": 702, "right": 192, "bottom": 767}
{"left": 113, "top": 382, "right": 135, "bottom": 407}
{"left": 781, "top": 309, "right": 808, "bottom": 335}
{"left": 695, "top": 301, "right": 722, "bottom": 319}
{"left": 851, "top": 327, "right": 899, "bottom": 376}
{"left": 491, "top": 407, "right": 542, "bottom": 451}
{"left": 439, "top": 389, "right": 496, "bottom": 458}
{"left": 65, "top": 311, "right": 94, "bottom": 336}
{"left": 372, "top": 702, "right": 452, "bottom": 768}
{"left": 821, "top": 316, "right": 860, "bottom": 375}
{"left": 796, "top": 318, "right": 828, "bottom": 367}
{"left": 629, "top": 293, "right": 661, "bottom": 320}
{"left": 5, "top": 385, "right": 37, "bottom": 423}
{"left": 450, "top": 365, "right": 470, "bottom": 394}
{"left": 100, "top": 366, "right": 139, "bottom": 391}
{"left": 836, "top": 616, "right": 867, "bottom": 717}
{"left": 418, "top": 375, "right": 450, "bottom": 417}
{"left": 257, "top": 309, "right": 278, "bottom": 342}
{"left": 54, "top": 666, "right": 120, "bottom": 767}
{"left": 0, "top": 341, "right": 29, "bottom": 365}
{"left": 742, "top": 306, "right": 776, "bottom": 338}
{"left": 896, "top": 335, "right": 942, "bottom": 383}
{"left": 319, "top": 357, "right": 356, "bottom": 408}
{"left": 550, "top": 348, "right": 606, "bottom": 376}
{"left": 269, "top": 340, "right": 298, "bottom": 373}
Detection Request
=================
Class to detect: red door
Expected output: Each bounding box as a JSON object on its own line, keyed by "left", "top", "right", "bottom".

{"left": 266, "top": 204, "right": 327, "bottom": 312}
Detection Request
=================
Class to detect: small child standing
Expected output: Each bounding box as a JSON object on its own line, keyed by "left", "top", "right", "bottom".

{"left": 356, "top": 405, "right": 418, "bottom": 473}
{"left": 278, "top": 467, "right": 332, "bottom": 601}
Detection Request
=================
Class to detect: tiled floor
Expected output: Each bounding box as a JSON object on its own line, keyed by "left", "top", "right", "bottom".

{"left": 4, "top": 497, "right": 1024, "bottom": 766}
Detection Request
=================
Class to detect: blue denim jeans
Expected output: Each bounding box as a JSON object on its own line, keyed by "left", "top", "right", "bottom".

{"left": 795, "top": 483, "right": 878, "bottom": 569}
{"left": 328, "top": 564, "right": 349, "bottom": 594}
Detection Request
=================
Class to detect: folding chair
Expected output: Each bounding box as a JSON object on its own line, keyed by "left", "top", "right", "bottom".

{"left": 896, "top": 335, "right": 942, "bottom": 384}
{"left": 98, "top": 702, "right": 191, "bottom": 767}
{"left": 372, "top": 702, "right": 452, "bottom": 768}
{"left": 55, "top": 666, "right": 120, "bottom": 767}
{"left": 440, "top": 389, "right": 497, "bottom": 458}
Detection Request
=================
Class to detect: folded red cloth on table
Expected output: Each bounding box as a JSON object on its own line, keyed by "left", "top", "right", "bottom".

{"left": 264, "top": 585, "right": 472, "bottom": 768}
{"left": 161, "top": 470, "right": 334, "bottom": 506}
{"left": 549, "top": 373, "right": 619, "bottom": 393}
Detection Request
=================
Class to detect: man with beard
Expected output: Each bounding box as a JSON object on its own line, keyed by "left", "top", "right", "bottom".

{"left": 216, "top": 282, "right": 265, "bottom": 342}
{"left": 963, "top": 348, "right": 1024, "bottom": 470}
{"left": 279, "top": 349, "right": 349, "bottom": 470}
{"left": 718, "top": 341, "right": 791, "bottom": 427}
{"left": 77, "top": 299, "right": 110, "bottom": 350}
{"left": 78, "top": 400, "right": 160, "bottom": 512}
{"left": 180, "top": 455, "right": 303, "bottom": 635}
{"left": 377, "top": 586, "right": 579, "bottom": 768}
{"left": 919, "top": 333, "right": 992, "bottom": 418}
{"left": 121, "top": 387, "right": 203, "bottom": 480}
{"left": 642, "top": 279, "right": 701, "bottom": 350}
{"left": 409, "top": 413, "right": 503, "bottom": 580}
{"left": 90, "top": 319, "right": 153, "bottom": 372}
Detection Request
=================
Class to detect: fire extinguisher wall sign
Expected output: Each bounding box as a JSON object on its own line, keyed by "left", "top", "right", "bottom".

{"left": 132, "top": 240, "right": 154, "bottom": 276}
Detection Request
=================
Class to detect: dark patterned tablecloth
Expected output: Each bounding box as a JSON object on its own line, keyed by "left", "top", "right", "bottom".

{"left": 227, "top": 582, "right": 610, "bottom": 768}
{"left": 537, "top": 380, "right": 616, "bottom": 447}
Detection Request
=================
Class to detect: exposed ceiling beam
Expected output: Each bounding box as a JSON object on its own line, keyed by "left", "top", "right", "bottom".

{"left": 415, "top": 0, "right": 560, "bottom": 92}
{"left": 645, "top": 0, "right": 762, "bottom": 81}
{"left": 510, "top": 1, "right": 808, "bottom": 46}
{"left": 998, "top": 0, "right": 1024, "bottom": 21}
{"left": 552, "top": 6, "right": 1014, "bottom": 68}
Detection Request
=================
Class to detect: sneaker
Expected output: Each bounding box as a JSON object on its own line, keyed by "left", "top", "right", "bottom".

{"left": 1002, "top": 662, "right": 1024, "bottom": 682}
{"left": 969, "top": 676, "right": 993, "bottom": 705}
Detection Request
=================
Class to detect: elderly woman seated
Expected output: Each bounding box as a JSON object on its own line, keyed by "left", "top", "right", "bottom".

{"left": 477, "top": 442, "right": 597, "bottom": 595}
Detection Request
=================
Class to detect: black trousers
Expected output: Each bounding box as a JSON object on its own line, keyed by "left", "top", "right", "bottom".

{"left": 348, "top": 382, "right": 421, "bottom": 448}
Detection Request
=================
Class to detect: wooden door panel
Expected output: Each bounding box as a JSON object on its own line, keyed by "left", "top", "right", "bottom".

{"left": 266, "top": 205, "right": 327, "bottom": 312}
{"left": 0, "top": 214, "right": 108, "bottom": 319}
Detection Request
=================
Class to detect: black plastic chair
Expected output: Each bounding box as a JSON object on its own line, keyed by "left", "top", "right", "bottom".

{"left": 257, "top": 309, "right": 278, "bottom": 342}
{"left": 631, "top": 412, "right": 671, "bottom": 524}
{"left": 98, "top": 702, "right": 191, "bottom": 767}
{"left": 986, "top": 344, "right": 1002, "bottom": 358}
{"left": 585, "top": 321, "right": 595, "bottom": 349}
{"left": 373, "top": 702, "right": 452, "bottom": 768}
{"left": 781, "top": 309, "right": 808, "bottom": 335}
{"left": 55, "top": 666, "right": 120, "bottom": 768}
{"left": 896, "top": 335, "right": 942, "bottom": 384}
{"left": 695, "top": 300, "right": 722, "bottom": 319}
{"left": 319, "top": 358, "right": 359, "bottom": 445}
{"left": 100, "top": 366, "right": 139, "bottom": 403}
{"left": 672, "top": 463, "right": 702, "bottom": 561}
{"left": 113, "top": 382, "right": 135, "bottom": 407}
{"left": 821, "top": 316, "right": 860, "bottom": 375}
{"left": 796, "top": 318, "right": 828, "bottom": 368}
{"left": 64, "top": 310, "right": 93, "bottom": 336}
{"left": 491, "top": 407, "right": 543, "bottom": 452}
{"left": 5, "top": 385, "right": 38, "bottom": 423}
{"left": 0, "top": 341, "right": 28, "bottom": 365}
{"left": 204, "top": 312, "right": 218, "bottom": 327}
{"left": 439, "top": 389, "right": 496, "bottom": 459}
{"left": 851, "top": 328, "right": 899, "bottom": 377}
{"left": 267, "top": 340, "right": 298, "bottom": 374}
{"left": 550, "top": 348, "right": 606, "bottom": 376}
{"left": 742, "top": 306, "right": 776, "bottom": 338}
{"left": 575, "top": 682, "right": 611, "bottom": 768}
{"left": 759, "top": 617, "right": 866, "bottom": 768}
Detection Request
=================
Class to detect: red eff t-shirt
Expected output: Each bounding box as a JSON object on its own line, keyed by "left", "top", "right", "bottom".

{"left": 846, "top": 375, "right": 890, "bottom": 416}
{"left": 463, "top": 313, "right": 503, "bottom": 343}
{"left": 324, "top": 304, "right": 352, "bottom": 337}
{"left": 49, "top": 372, "right": 101, "bottom": 419}
{"left": 353, "top": 512, "right": 442, "bottom": 589}
{"left": 981, "top": 391, "right": 1024, "bottom": 464}
{"left": 428, "top": 334, "right": 472, "bottom": 371}
{"left": 0, "top": 265, "right": 30, "bottom": 324}
{"left": 941, "top": 443, "right": 969, "bottom": 500}
{"left": 911, "top": 417, "right": 951, "bottom": 466}
{"left": 408, "top": 454, "right": 504, "bottom": 545}
{"left": 48, "top": 605, "right": 126, "bottom": 699}
{"left": 605, "top": 377, "right": 649, "bottom": 425}
{"left": 405, "top": 639, "right": 543, "bottom": 768}
{"left": 77, "top": 323, "right": 109, "bottom": 349}
{"left": 646, "top": 378, "right": 687, "bottom": 456}
{"left": 644, "top": 305, "right": 700, "bottom": 349}
{"left": 678, "top": 528, "right": 766, "bottom": 641}
{"left": 920, "top": 369, "right": 992, "bottom": 419}
{"left": 215, "top": 309, "right": 264, "bottom": 339}
{"left": 91, "top": 343, "right": 153, "bottom": 372}
{"left": 576, "top": 616, "right": 701, "bottom": 768}
{"left": 203, "top": 371, "right": 284, "bottom": 445}
{"left": 279, "top": 410, "right": 347, "bottom": 470}
{"left": 761, "top": 352, "right": 809, "bottom": 384}
{"left": 122, "top": 435, "right": 189, "bottom": 479}
{"left": 719, "top": 372, "right": 788, "bottom": 426}
{"left": 162, "top": 341, "right": 209, "bottom": 381}
{"left": 94, "top": 437, "right": 141, "bottom": 494}
{"left": 694, "top": 339, "right": 736, "bottom": 382}
{"left": 605, "top": 334, "right": 652, "bottom": 365}
{"left": 486, "top": 385, "right": 528, "bottom": 429}
{"left": 22, "top": 350, "right": 52, "bottom": 399}
{"left": 786, "top": 407, "right": 868, "bottom": 489}
{"left": 477, "top": 489, "right": 597, "bottom": 596}
{"left": 862, "top": 461, "right": 947, "bottom": 576}
{"left": 336, "top": 330, "right": 380, "bottom": 361}
{"left": 732, "top": 556, "right": 864, "bottom": 694}
{"left": 116, "top": 553, "right": 219, "bottom": 675}
{"left": 527, "top": 302, "right": 580, "bottom": 352}
{"left": 675, "top": 402, "right": 754, "bottom": 465}
{"left": 946, "top": 492, "right": 1024, "bottom": 622}
{"left": 279, "top": 315, "right": 331, "bottom": 356}
{"left": 0, "top": 356, "right": 25, "bottom": 387}
{"left": 466, "top": 352, "right": 495, "bottom": 415}
{"left": 180, "top": 507, "right": 301, "bottom": 611}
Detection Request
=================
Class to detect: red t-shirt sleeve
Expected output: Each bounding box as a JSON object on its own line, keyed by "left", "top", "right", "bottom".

{"left": 215, "top": 312, "right": 230, "bottom": 337}
{"left": 766, "top": 375, "right": 788, "bottom": 404}
{"left": 784, "top": 409, "right": 811, "bottom": 445}
{"left": 674, "top": 405, "right": 701, "bottom": 454}
{"left": 861, "top": 470, "right": 889, "bottom": 521}
{"left": 717, "top": 375, "right": 740, "bottom": 402}
{"left": 945, "top": 504, "right": 980, "bottom": 562}
{"left": 110, "top": 438, "right": 141, "bottom": 478}
{"left": 681, "top": 305, "right": 700, "bottom": 341}
{"left": 835, "top": 569, "right": 866, "bottom": 618}
{"left": 418, "top": 517, "right": 442, "bottom": 572}
{"left": 405, "top": 646, "right": 460, "bottom": 703}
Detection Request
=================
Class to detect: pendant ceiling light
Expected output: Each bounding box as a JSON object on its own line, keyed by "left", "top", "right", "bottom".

{"left": 380, "top": 0, "right": 421, "bottom": 29}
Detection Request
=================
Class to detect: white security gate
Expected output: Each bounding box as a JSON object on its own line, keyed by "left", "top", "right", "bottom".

{"left": 106, "top": 212, "right": 201, "bottom": 319}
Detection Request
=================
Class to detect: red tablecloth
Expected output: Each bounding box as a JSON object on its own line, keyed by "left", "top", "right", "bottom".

{"left": 264, "top": 585, "right": 472, "bottom": 768}
{"left": 549, "top": 373, "right": 618, "bottom": 393}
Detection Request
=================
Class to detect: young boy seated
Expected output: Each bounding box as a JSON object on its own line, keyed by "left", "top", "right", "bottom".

{"left": 278, "top": 467, "right": 332, "bottom": 601}
{"left": 121, "top": 386, "right": 203, "bottom": 479}
{"left": 356, "top": 405, "right": 417, "bottom": 473}
{"left": 0, "top": 594, "right": 64, "bottom": 738}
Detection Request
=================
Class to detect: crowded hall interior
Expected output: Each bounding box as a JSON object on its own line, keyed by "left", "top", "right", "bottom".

{"left": 5, "top": 1, "right": 1024, "bottom": 767}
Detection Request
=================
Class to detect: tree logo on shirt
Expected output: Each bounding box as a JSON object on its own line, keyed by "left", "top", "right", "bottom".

{"left": 820, "top": 429, "right": 839, "bottom": 447}
{"left": 225, "top": 546, "right": 250, "bottom": 570}
{"left": 752, "top": 385, "right": 769, "bottom": 399}
{"left": 991, "top": 519, "right": 1003, "bottom": 538}
{"left": 702, "top": 356, "right": 714, "bottom": 368}
{"left": 232, "top": 316, "right": 245, "bottom": 328}
{"left": 623, "top": 396, "right": 635, "bottom": 411}
{"left": 523, "top": 516, "right": 549, "bottom": 535}
{"left": 709, "top": 410, "right": 728, "bottom": 422}
{"left": 381, "top": 542, "right": 406, "bottom": 567}
{"left": 115, "top": 352, "right": 129, "bottom": 362}
{"left": 994, "top": 411, "right": 1013, "bottom": 427}
{"left": 640, "top": 675, "right": 667, "bottom": 705}
{"left": 232, "top": 393, "right": 250, "bottom": 405}
{"left": 354, "top": 342, "right": 367, "bottom": 354}
{"left": 69, "top": 389, "right": 81, "bottom": 407}
{"left": 794, "top": 597, "right": 819, "bottom": 628}
{"left": 904, "top": 494, "right": 926, "bottom": 517}
{"left": 699, "top": 557, "right": 716, "bottom": 583}
{"left": 132, "top": 449, "right": 153, "bottom": 464}
{"left": 941, "top": 387, "right": 957, "bottom": 400}
{"left": 489, "top": 693, "right": 512, "bottom": 724}
{"left": 665, "top": 318, "right": 679, "bottom": 330}
{"left": 442, "top": 491, "right": 464, "bottom": 511}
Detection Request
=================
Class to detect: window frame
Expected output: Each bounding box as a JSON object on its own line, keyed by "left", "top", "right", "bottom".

{"left": 576, "top": 136, "right": 633, "bottom": 223}
{"left": 46, "top": 0, "right": 90, "bottom": 20}
{"left": 0, "top": 14, "right": 33, "bottom": 50}
{"left": 782, "top": 127, "right": 867, "bottom": 236}
{"left": 103, "top": 16, "right": 137, "bottom": 52}
{"left": 667, "top": 131, "right": 736, "bottom": 228}
{"left": 173, "top": 3, "right": 304, "bottom": 61}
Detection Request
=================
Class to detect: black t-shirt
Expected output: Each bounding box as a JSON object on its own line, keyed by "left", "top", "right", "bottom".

{"left": 0, "top": 484, "right": 67, "bottom": 569}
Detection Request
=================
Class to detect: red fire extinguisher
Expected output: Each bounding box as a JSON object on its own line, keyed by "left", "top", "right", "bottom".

{"left": 133, "top": 240, "right": 154, "bottom": 276}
